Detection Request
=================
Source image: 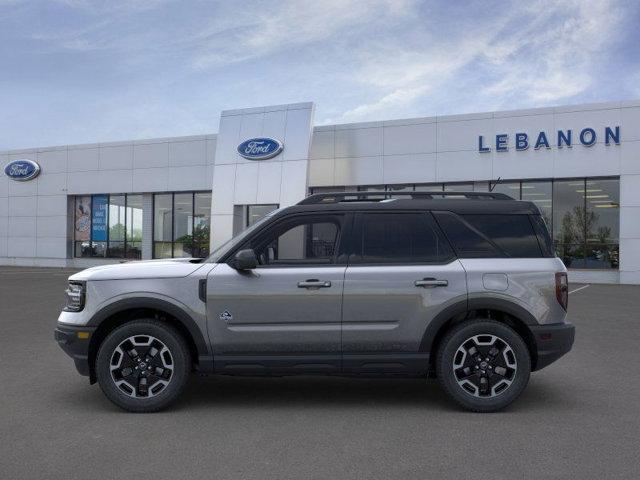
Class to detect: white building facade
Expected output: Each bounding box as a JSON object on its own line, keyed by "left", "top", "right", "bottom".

{"left": 2, "top": 100, "right": 639, "bottom": 284}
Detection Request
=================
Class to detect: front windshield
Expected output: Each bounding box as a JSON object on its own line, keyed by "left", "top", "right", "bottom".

{"left": 205, "top": 209, "right": 281, "bottom": 263}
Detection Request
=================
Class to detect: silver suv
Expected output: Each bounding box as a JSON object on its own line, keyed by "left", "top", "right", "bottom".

{"left": 55, "top": 191, "right": 575, "bottom": 413}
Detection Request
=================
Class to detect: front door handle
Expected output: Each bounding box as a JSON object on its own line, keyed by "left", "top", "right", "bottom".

{"left": 415, "top": 278, "right": 448, "bottom": 288}
{"left": 297, "top": 279, "right": 332, "bottom": 289}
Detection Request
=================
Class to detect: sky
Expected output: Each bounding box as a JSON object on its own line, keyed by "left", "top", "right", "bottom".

{"left": 1, "top": 0, "right": 639, "bottom": 150}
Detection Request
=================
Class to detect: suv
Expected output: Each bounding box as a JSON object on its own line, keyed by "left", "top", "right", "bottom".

{"left": 55, "top": 191, "right": 575, "bottom": 413}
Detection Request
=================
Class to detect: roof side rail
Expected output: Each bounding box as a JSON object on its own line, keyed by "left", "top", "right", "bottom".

{"left": 297, "top": 191, "right": 513, "bottom": 205}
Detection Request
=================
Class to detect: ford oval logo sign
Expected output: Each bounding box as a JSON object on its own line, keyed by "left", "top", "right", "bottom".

{"left": 4, "top": 159, "right": 41, "bottom": 181}
{"left": 237, "top": 138, "right": 283, "bottom": 160}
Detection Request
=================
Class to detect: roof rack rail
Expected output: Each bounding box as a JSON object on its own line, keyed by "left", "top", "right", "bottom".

{"left": 298, "top": 191, "right": 512, "bottom": 205}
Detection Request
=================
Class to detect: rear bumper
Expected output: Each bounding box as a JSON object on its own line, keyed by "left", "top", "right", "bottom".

{"left": 54, "top": 324, "right": 96, "bottom": 377}
{"left": 530, "top": 322, "right": 575, "bottom": 371}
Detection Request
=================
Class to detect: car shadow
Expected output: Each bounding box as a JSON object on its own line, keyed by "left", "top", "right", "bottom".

{"left": 179, "top": 375, "right": 454, "bottom": 411}
{"left": 51, "top": 373, "right": 578, "bottom": 414}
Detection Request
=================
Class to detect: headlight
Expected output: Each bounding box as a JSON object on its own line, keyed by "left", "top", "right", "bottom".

{"left": 64, "top": 282, "right": 86, "bottom": 312}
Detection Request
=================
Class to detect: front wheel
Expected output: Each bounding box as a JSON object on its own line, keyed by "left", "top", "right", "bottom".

{"left": 96, "top": 320, "right": 191, "bottom": 412}
{"left": 436, "top": 320, "right": 531, "bottom": 412}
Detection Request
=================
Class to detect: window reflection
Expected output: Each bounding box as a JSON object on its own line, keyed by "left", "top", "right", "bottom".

{"left": 173, "top": 193, "right": 193, "bottom": 258}
{"left": 126, "top": 195, "right": 143, "bottom": 259}
{"left": 194, "top": 193, "right": 212, "bottom": 258}
{"left": 74, "top": 193, "right": 144, "bottom": 259}
{"left": 154, "top": 194, "right": 172, "bottom": 259}
{"left": 153, "top": 192, "right": 212, "bottom": 259}
{"left": 489, "top": 181, "right": 520, "bottom": 200}
{"left": 521, "top": 181, "right": 552, "bottom": 230}
{"left": 247, "top": 204, "right": 278, "bottom": 227}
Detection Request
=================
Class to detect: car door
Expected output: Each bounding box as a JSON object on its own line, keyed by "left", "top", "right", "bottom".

{"left": 206, "top": 212, "right": 348, "bottom": 373}
{"left": 341, "top": 211, "right": 467, "bottom": 374}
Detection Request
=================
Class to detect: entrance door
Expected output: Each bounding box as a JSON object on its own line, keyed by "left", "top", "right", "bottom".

{"left": 341, "top": 212, "right": 468, "bottom": 374}
{"left": 207, "top": 213, "right": 347, "bottom": 373}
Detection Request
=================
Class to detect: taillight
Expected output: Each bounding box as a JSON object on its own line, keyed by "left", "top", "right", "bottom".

{"left": 555, "top": 272, "right": 568, "bottom": 311}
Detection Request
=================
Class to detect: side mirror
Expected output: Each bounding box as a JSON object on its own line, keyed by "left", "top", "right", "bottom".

{"left": 232, "top": 249, "right": 257, "bottom": 270}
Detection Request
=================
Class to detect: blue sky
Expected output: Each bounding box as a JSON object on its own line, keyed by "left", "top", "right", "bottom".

{"left": 1, "top": 0, "right": 638, "bottom": 150}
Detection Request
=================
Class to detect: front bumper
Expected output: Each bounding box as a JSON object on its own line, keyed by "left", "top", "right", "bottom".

{"left": 54, "top": 324, "right": 96, "bottom": 377}
{"left": 530, "top": 322, "right": 575, "bottom": 371}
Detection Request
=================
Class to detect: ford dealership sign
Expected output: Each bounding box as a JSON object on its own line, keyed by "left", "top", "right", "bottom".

{"left": 4, "top": 159, "right": 41, "bottom": 181}
{"left": 237, "top": 138, "right": 283, "bottom": 160}
{"left": 478, "top": 126, "right": 620, "bottom": 152}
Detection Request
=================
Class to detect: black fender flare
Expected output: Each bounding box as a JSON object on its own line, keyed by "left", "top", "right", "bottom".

{"left": 419, "top": 297, "right": 538, "bottom": 354}
{"left": 88, "top": 297, "right": 212, "bottom": 368}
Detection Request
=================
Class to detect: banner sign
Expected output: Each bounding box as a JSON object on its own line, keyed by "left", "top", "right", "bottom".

{"left": 91, "top": 195, "right": 108, "bottom": 242}
{"left": 74, "top": 196, "right": 91, "bottom": 241}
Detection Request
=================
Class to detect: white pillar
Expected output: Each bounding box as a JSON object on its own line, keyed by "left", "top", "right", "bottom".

{"left": 210, "top": 103, "right": 315, "bottom": 251}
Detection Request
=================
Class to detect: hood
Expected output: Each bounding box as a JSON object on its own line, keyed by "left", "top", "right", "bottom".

{"left": 69, "top": 258, "right": 207, "bottom": 281}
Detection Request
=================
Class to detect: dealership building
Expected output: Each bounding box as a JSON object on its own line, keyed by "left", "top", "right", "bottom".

{"left": 1, "top": 100, "right": 639, "bottom": 284}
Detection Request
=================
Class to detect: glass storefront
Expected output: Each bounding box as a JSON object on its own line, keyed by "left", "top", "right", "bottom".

{"left": 152, "top": 192, "right": 211, "bottom": 258}
{"left": 74, "top": 193, "right": 143, "bottom": 259}
{"left": 311, "top": 177, "right": 620, "bottom": 270}
{"left": 73, "top": 178, "right": 619, "bottom": 269}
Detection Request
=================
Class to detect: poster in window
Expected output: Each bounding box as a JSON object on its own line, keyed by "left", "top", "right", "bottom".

{"left": 92, "top": 195, "right": 108, "bottom": 242}
{"left": 74, "top": 196, "right": 91, "bottom": 241}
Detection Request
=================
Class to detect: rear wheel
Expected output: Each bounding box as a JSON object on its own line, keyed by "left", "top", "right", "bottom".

{"left": 436, "top": 319, "right": 531, "bottom": 412}
{"left": 96, "top": 320, "right": 191, "bottom": 412}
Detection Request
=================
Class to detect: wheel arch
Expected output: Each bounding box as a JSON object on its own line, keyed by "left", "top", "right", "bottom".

{"left": 86, "top": 298, "right": 212, "bottom": 383}
{"left": 422, "top": 298, "right": 539, "bottom": 372}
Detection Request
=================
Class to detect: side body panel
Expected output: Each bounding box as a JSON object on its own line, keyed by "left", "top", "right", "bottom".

{"left": 206, "top": 263, "right": 346, "bottom": 372}
{"left": 460, "top": 257, "right": 568, "bottom": 325}
{"left": 341, "top": 260, "right": 468, "bottom": 373}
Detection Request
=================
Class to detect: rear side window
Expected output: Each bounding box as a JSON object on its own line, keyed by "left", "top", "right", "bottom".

{"left": 461, "top": 214, "right": 542, "bottom": 258}
{"left": 530, "top": 215, "right": 554, "bottom": 257}
{"left": 352, "top": 213, "right": 454, "bottom": 264}
{"left": 433, "top": 212, "right": 501, "bottom": 258}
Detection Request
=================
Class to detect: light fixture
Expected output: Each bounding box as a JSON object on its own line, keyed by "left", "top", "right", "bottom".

{"left": 585, "top": 195, "right": 609, "bottom": 199}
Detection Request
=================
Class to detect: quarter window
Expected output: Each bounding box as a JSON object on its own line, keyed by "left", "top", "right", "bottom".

{"left": 462, "top": 215, "right": 543, "bottom": 258}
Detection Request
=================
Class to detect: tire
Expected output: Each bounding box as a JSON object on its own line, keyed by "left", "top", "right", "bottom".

{"left": 96, "top": 319, "right": 191, "bottom": 413}
{"left": 436, "top": 319, "right": 531, "bottom": 412}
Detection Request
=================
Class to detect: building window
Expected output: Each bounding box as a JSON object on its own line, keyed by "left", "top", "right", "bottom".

{"left": 153, "top": 192, "right": 211, "bottom": 259}
{"left": 73, "top": 194, "right": 143, "bottom": 259}
{"left": 489, "top": 181, "right": 520, "bottom": 200}
{"left": 246, "top": 204, "right": 279, "bottom": 227}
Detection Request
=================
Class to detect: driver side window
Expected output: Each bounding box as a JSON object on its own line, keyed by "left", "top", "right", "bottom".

{"left": 248, "top": 216, "right": 341, "bottom": 266}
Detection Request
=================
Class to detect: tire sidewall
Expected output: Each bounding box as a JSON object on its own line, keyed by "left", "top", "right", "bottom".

{"left": 96, "top": 320, "right": 190, "bottom": 412}
{"left": 437, "top": 320, "right": 531, "bottom": 412}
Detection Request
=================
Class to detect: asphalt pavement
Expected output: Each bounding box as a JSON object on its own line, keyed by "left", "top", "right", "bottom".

{"left": 1, "top": 267, "right": 639, "bottom": 479}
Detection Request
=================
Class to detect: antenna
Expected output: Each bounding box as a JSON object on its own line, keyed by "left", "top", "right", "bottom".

{"left": 489, "top": 177, "right": 502, "bottom": 192}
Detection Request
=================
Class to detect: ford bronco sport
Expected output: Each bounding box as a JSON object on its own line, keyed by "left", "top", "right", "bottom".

{"left": 55, "top": 191, "right": 575, "bottom": 412}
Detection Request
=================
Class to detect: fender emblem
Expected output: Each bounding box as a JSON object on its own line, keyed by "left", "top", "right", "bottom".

{"left": 219, "top": 310, "right": 233, "bottom": 322}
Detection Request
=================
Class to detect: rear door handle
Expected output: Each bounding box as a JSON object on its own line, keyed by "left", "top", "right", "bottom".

{"left": 297, "top": 279, "right": 332, "bottom": 289}
{"left": 415, "top": 278, "right": 448, "bottom": 288}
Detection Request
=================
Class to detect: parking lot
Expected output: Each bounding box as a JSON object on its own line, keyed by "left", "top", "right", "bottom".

{"left": 1, "top": 267, "right": 639, "bottom": 479}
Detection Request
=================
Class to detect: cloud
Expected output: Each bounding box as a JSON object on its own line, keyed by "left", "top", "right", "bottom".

{"left": 481, "top": 0, "right": 622, "bottom": 104}
{"left": 0, "top": 0, "right": 635, "bottom": 149}
{"left": 334, "top": 0, "right": 626, "bottom": 122}
{"left": 190, "top": 0, "right": 415, "bottom": 70}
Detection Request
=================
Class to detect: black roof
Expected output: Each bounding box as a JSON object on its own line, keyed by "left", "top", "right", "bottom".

{"left": 283, "top": 191, "right": 541, "bottom": 215}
